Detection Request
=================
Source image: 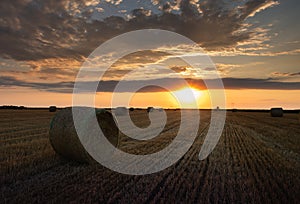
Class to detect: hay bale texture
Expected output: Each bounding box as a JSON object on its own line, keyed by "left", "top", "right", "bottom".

{"left": 49, "top": 107, "right": 119, "bottom": 163}
{"left": 270, "top": 107, "right": 283, "bottom": 117}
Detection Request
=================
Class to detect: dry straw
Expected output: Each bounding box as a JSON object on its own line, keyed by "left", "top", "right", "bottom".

{"left": 270, "top": 107, "right": 283, "bottom": 117}
{"left": 49, "top": 107, "right": 119, "bottom": 163}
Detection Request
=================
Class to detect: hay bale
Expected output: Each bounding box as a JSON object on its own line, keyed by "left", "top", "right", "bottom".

{"left": 96, "top": 108, "right": 106, "bottom": 114}
{"left": 113, "top": 107, "right": 127, "bottom": 116}
{"left": 49, "top": 106, "right": 57, "bottom": 112}
{"left": 270, "top": 107, "right": 283, "bottom": 117}
{"left": 147, "top": 107, "right": 154, "bottom": 113}
{"left": 49, "top": 107, "right": 119, "bottom": 163}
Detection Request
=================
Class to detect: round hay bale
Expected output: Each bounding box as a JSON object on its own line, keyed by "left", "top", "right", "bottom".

{"left": 49, "top": 107, "right": 119, "bottom": 163}
{"left": 158, "top": 108, "right": 163, "bottom": 112}
{"left": 49, "top": 106, "right": 57, "bottom": 112}
{"left": 147, "top": 107, "right": 154, "bottom": 113}
{"left": 270, "top": 107, "right": 283, "bottom": 117}
{"left": 96, "top": 108, "right": 106, "bottom": 114}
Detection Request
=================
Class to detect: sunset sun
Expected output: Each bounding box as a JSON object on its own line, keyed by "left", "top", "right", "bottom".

{"left": 172, "top": 87, "right": 202, "bottom": 107}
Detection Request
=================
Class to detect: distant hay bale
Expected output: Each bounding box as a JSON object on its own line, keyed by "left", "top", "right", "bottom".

{"left": 147, "top": 107, "right": 154, "bottom": 113}
{"left": 113, "top": 107, "right": 127, "bottom": 116}
{"left": 49, "top": 106, "right": 57, "bottom": 112}
{"left": 96, "top": 108, "right": 106, "bottom": 114}
{"left": 49, "top": 107, "right": 119, "bottom": 163}
{"left": 270, "top": 107, "right": 283, "bottom": 117}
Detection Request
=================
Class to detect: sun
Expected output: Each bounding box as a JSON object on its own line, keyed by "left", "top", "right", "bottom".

{"left": 172, "top": 87, "right": 202, "bottom": 107}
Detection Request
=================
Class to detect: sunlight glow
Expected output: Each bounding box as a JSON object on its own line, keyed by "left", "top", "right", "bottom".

{"left": 172, "top": 87, "right": 203, "bottom": 108}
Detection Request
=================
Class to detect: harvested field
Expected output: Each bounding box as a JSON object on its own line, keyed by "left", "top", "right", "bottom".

{"left": 1, "top": 109, "right": 299, "bottom": 203}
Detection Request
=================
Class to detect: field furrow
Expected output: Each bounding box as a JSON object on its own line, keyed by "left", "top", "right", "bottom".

{"left": 1, "top": 110, "right": 299, "bottom": 203}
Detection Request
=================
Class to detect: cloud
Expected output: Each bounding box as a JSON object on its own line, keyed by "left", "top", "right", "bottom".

{"left": 206, "top": 48, "right": 300, "bottom": 57}
{"left": 0, "top": 0, "right": 280, "bottom": 62}
{"left": 1, "top": 76, "right": 299, "bottom": 93}
{"left": 0, "top": 58, "right": 32, "bottom": 72}
{"left": 0, "top": 76, "right": 74, "bottom": 93}
{"left": 216, "top": 63, "right": 240, "bottom": 76}
{"left": 245, "top": 0, "right": 280, "bottom": 18}
{"left": 105, "top": 0, "right": 123, "bottom": 6}
{"left": 271, "top": 72, "right": 300, "bottom": 77}
{"left": 170, "top": 66, "right": 189, "bottom": 73}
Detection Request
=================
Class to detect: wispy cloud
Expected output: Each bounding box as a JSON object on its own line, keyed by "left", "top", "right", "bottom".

{"left": 206, "top": 48, "right": 300, "bottom": 57}
{"left": 246, "top": 0, "right": 280, "bottom": 18}
{"left": 271, "top": 72, "right": 300, "bottom": 77}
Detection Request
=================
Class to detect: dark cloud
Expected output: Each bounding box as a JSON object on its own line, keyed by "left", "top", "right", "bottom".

{"left": 0, "top": 0, "right": 279, "bottom": 61}
{"left": 170, "top": 66, "right": 189, "bottom": 73}
{"left": 220, "top": 77, "right": 300, "bottom": 90}
{"left": 0, "top": 0, "right": 87, "bottom": 61}
{"left": 0, "top": 76, "right": 74, "bottom": 92}
{"left": 1, "top": 76, "right": 299, "bottom": 93}
{"left": 271, "top": 72, "right": 300, "bottom": 77}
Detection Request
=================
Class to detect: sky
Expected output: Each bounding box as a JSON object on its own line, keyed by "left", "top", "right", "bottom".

{"left": 0, "top": 0, "right": 299, "bottom": 109}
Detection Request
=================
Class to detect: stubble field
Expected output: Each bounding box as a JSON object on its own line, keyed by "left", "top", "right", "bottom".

{"left": 1, "top": 109, "right": 299, "bottom": 203}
